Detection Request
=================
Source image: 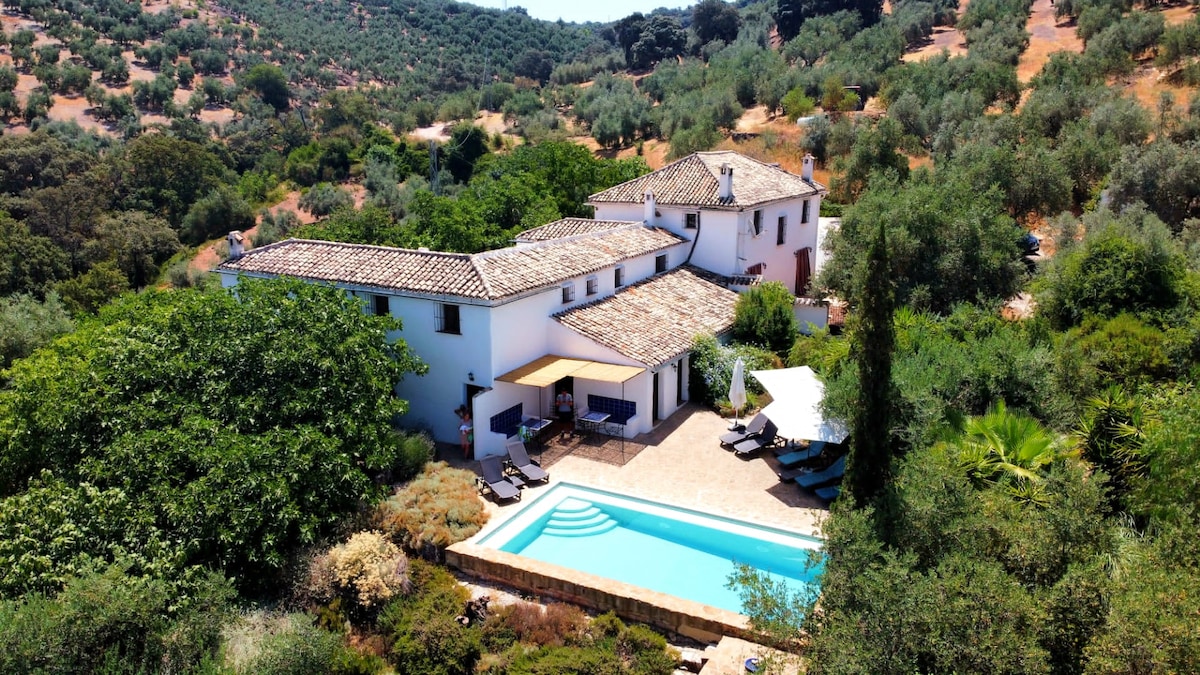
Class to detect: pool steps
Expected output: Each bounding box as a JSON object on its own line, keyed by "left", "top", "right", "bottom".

{"left": 542, "top": 498, "right": 619, "bottom": 537}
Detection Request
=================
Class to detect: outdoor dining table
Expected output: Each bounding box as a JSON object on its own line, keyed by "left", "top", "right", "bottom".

{"left": 578, "top": 410, "right": 611, "bottom": 438}
{"left": 519, "top": 417, "right": 554, "bottom": 452}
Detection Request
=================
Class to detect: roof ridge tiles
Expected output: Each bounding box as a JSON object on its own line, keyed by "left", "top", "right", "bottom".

{"left": 282, "top": 238, "right": 473, "bottom": 259}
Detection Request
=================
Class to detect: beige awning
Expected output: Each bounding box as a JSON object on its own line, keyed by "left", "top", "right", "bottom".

{"left": 496, "top": 355, "right": 644, "bottom": 387}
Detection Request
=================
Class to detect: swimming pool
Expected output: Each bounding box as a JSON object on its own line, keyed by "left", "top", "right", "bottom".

{"left": 475, "top": 483, "right": 824, "bottom": 615}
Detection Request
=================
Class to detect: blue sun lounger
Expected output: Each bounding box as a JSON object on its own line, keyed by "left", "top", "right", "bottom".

{"left": 795, "top": 455, "right": 847, "bottom": 490}
{"left": 815, "top": 485, "right": 841, "bottom": 501}
{"left": 776, "top": 443, "right": 824, "bottom": 468}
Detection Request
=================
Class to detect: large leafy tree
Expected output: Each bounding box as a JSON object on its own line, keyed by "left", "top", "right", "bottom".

{"left": 693, "top": 0, "right": 742, "bottom": 46}
{"left": 117, "top": 134, "right": 229, "bottom": 230}
{"left": 1036, "top": 207, "right": 1186, "bottom": 329}
{"left": 0, "top": 279, "right": 426, "bottom": 589}
{"left": 819, "top": 168, "right": 1024, "bottom": 314}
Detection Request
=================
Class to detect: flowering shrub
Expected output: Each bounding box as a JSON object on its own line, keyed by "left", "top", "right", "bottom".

{"left": 689, "top": 333, "right": 779, "bottom": 406}
{"left": 309, "top": 531, "right": 410, "bottom": 612}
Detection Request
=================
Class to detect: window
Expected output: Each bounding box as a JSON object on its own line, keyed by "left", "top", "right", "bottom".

{"left": 752, "top": 210, "right": 763, "bottom": 236}
{"left": 655, "top": 254, "right": 668, "bottom": 273}
{"left": 777, "top": 215, "right": 787, "bottom": 246}
{"left": 614, "top": 265, "right": 625, "bottom": 288}
{"left": 437, "top": 303, "right": 461, "bottom": 334}
{"left": 562, "top": 283, "right": 575, "bottom": 304}
{"left": 685, "top": 212, "right": 699, "bottom": 229}
{"left": 586, "top": 276, "right": 599, "bottom": 296}
{"left": 801, "top": 199, "right": 811, "bottom": 224}
{"left": 372, "top": 294, "right": 390, "bottom": 316}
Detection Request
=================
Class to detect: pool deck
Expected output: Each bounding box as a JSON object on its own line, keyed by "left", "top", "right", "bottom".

{"left": 465, "top": 403, "right": 828, "bottom": 539}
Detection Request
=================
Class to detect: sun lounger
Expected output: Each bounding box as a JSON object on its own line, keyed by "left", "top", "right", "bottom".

{"left": 815, "top": 485, "right": 841, "bottom": 501}
{"left": 796, "top": 455, "right": 846, "bottom": 490}
{"left": 775, "top": 440, "right": 825, "bottom": 458}
{"left": 776, "top": 443, "right": 824, "bottom": 468}
{"left": 505, "top": 440, "right": 549, "bottom": 483}
{"left": 733, "top": 420, "right": 779, "bottom": 456}
{"left": 719, "top": 413, "right": 769, "bottom": 446}
{"left": 478, "top": 455, "right": 522, "bottom": 502}
{"left": 777, "top": 465, "right": 814, "bottom": 482}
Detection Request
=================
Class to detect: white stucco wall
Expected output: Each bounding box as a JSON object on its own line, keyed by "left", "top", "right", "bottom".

{"left": 355, "top": 291, "right": 492, "bottom": 447}
{"left": 796, "top": 304, "right": 829, "bottom": 334}
{"left": 596, "top": 196, "right": 822, "bottom": 292}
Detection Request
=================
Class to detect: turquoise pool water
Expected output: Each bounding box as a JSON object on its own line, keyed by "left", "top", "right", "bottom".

{"left": 476, "top": 484, "right": 823, "bottom": 615}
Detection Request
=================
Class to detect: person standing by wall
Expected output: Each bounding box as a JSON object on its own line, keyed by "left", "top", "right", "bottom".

{"left": 458, "top": 408, "right": 473, "bottom": 459}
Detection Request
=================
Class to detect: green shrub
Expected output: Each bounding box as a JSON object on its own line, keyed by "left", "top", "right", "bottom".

{"left": 0, "top": 565, "right": 233, "bottom": 674}
{"left": 689, "top": 333, "right": 780, "bottom": 407}
{"left": 377, "top": 462, "right": 489, "bottom": 559}
{"left": 733, "top": 281, "right": 800, "bottom": 353}
{"left": 392, "top": 431, "right": 435, "bottom": 483}
{"left": 380, "top": 560, "right": 478, "bottom": 675}
{"left": 227, "top": 612, "right": 378, "bottom": 675}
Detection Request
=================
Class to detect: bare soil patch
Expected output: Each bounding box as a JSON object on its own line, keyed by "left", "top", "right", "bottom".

{"left": 1017, "top": 0, "right": 1083, "bottom": 83}
{"left": 411, "top": 123, "right": 452, "bottom": 143}
{"left": 736, "top": 105, "right": 771, "bottom": 133}
{"left": 1161, "top": 2, "right": 1198, "bottom": 27}
{"left": 904, "top": 26, "right": 969, "bottom": 63}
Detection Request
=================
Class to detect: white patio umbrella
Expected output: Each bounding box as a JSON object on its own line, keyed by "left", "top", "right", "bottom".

{"left": 751, "top": 366, "right": 850, "bottom": 444}
{"left": 728, "top": 357, "right": 748, "bottom": 429}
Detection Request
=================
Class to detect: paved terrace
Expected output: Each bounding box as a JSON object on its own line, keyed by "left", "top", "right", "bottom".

{"left": 441, "top": 403, "right": 828, "bottom": 538}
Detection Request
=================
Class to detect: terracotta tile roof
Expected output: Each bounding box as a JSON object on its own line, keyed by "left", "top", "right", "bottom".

{"left": 515, "top": 218, "right": 640, "bottom": 242}
{"left": 473, "top": 225, "right": 684, "bottom": 298}
{"left": 217, "top": 239, "right": 488, "bottom": 297}
{"left": 216, "top": 224, "right": 685, "bottom": 301}
{"left": 588, "top": 151, "right": 825, "bottom": 209}
{"left": 555, "top": 266, "right": 739, "bottom": 368}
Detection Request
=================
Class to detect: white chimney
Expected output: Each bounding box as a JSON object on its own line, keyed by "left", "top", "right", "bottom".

{"left": 227, "top": 231, "right": 245, "bottom": 259}
{"left": 719, "top": 163, "right": 733, "bottom": 201}
{"left": 644, "top": 190, "right": 656, "bottom": 225}
{"left": 802, "top": 154, "right": 815, "bottom": 183}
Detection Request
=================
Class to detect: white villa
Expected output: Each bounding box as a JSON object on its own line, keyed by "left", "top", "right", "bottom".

{"left": 216, "top": 151, "right": 827, "bottom": 458}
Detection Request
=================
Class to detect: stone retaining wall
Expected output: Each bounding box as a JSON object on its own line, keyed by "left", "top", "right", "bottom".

{"left": 446, "top": 542, "right": 752, "bottom": 643}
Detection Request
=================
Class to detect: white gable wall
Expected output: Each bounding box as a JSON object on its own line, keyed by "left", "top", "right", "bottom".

{"left": 595, "top": 196, "right": 821, "bottom": 290}
{"left": 738, "top": 198, "right": 819, "bottom": 293}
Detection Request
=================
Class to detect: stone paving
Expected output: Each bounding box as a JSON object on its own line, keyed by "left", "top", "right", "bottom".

{"left": 454, "top": 403, "right": 829, "bottom": 538}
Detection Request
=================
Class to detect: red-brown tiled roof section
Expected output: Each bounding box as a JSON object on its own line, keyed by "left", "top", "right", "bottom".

{"left": 555, "top": 266, "right": 739, "bottom": 368}
{"left": 515, "top": 218, "right": 640, "bottom": 242}
{"left": 475, "top": 225, "right": 684, "bottom": 298}
{"left": 217, "top": 225, "right": 685, "bottom": 301}
{"left": 218, "top": 239, "right": 489, "bottom": 297}
{"left": 588, "top": 151, "right": 824, "bottom": 209}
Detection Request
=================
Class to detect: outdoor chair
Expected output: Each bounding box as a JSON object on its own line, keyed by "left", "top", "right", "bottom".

{"left": 505, "top": 440, "right": 549, "bottom": 484}
{"left": 477, "top": 455, "right": 522, "bottom": 502}
{"left": 776, "top": 442, "right": 825, "bottom": 469}
{"left": 719, "top": 413, "right": 769, "bottom": 447}
{"left": 733, "top": 420, "right": 780, "bottom": 457}
{"left": 796, "top": 455, "right": 847, "bottom": 490}
{"left": 775, "top": 440, "right": 824, "bottom": 458}
{"left": 815, "top": 485, "right": 841, "bottom": 501}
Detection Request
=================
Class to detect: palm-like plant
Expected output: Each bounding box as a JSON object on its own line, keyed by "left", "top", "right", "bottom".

{"left": 937, "top": 402, "right": 1070, "bottom": 505}
{"left": 1072, "top": 385, "right": 1151, "bottom": 512}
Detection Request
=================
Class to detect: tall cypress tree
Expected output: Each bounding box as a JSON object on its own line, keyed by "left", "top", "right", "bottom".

{"left": 845, "top": 222, "right": 895, "bottom": 506}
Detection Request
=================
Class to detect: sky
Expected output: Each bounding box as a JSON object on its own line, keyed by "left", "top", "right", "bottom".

{"left": 459, "top": 1, "right": 694, "bottom": 24}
